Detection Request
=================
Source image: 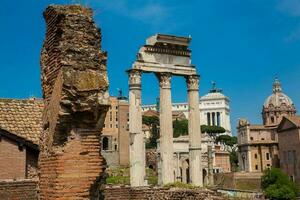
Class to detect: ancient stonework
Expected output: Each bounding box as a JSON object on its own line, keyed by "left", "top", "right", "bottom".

{"left": 39, "top": 5, "right": 109, "bottom": 200}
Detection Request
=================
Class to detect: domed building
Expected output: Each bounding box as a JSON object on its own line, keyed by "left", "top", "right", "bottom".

{"left": 262, "top": 78, "right": 296, "bottom": 126}
{"left": 237, "top": 78, "right": 297, "bottom": 173}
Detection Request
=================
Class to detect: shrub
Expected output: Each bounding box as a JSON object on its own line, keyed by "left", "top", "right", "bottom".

{"left": 164, "top": 182, "right": 200, "bottom": 189}
{"left": 262, "top": 168, "right": 299, "bottom": 200}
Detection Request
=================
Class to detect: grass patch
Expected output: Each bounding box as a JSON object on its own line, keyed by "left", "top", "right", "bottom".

{"left": 105, "top": 167, "right": 158, "bottom": 185}
{"left": 164, "top": 182, "right": 200, "bottom": 189}
{"left": 106, "top": 176, "right": 130, "bottom": 185}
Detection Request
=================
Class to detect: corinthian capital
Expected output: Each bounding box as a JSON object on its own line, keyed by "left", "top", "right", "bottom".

{"left": 186, "top": 75, "right": 199, "bottom": 91}
{"left": 128, "top": 69, "right": 142, "bottom": 86}
{"left": 157, "top": 73, "right": 172, "bottom": 89}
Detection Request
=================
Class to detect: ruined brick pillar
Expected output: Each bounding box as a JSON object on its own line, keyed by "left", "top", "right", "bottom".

{"left": 39, "top": 5, "right": 109, "bottom": 200}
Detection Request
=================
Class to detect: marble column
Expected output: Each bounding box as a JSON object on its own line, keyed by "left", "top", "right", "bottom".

{"left": 208, "top": 145, "right": 214, "bottom": 186}
{"left": 128, "top": 69, "right": 145, "bottom": 187}
{"left": 176, "top": 153, "right": 181, "bottom": 182}
{"left": 186, "top": 75, "right": 203, "bottom": 186}
{"left": 157, "top": 72, "right": 174, "bottom": 185}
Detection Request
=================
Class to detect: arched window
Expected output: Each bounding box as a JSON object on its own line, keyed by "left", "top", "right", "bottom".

{"left": 102, "top": 136, "right": 109, "bottom": 150}
{"left": 271, "top": 116, "right": 275, "bottom": 124}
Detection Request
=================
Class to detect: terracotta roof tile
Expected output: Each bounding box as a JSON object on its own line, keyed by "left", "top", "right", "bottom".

{"left": 0, "top": 98, "right": 44, "bottom": 145}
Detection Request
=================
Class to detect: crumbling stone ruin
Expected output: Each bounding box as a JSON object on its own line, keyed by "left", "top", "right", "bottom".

{"left": 39, "top": 5, "right": 109, "bottom": 199}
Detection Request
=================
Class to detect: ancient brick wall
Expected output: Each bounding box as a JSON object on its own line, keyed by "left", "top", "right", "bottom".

{"left": 214, "top": 172, "right": 262, "bottom": 192}
{"left": 26, "top": 148, "right": 39, "bottom": 179}
{"left": 39, "top": 5, "right": 109, "bottom": 200}
{"left": 0, "top": 179, "right": 38, "bottom": 200}
{"left": 0, "top": 137, "right": 26, "bottom": 179}
{"left": 102, "top": 186, "right": 225, "bottom": 200}
{"left": 118, "top": 100, "right": 130, "bottom": 166}
{"left": 146, "top": 149, "right": 157, "bottom": 171}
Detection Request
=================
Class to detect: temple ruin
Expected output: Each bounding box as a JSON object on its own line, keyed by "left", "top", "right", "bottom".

{"left": 39, "top": 5, "right": 109, "bottom": 199}
{"left": 128, "top": 34, "right": 203, "bottom": 187}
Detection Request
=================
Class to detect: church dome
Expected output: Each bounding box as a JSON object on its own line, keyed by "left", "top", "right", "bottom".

{"left": 263, "top": 78, "right": 294, "bottom": 108}
{"left": 262, "top": 78, "right": 296, "bottom": 126}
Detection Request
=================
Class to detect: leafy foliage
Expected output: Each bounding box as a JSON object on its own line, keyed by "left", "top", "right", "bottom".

{"left": 216, "top": 135, "right": 238, "bottom": 171}
{"left": 201, "top": 125, "right": 226, "bottom": 134}
{"left": 142, "top": 116, "right": 159, "bottom": 149}
{"left": 164, "top": 181, "right": 200, "bottom": 189}
{"left": 106, "top": 167, "right": 158, "bottom": 185}
{"left": 173, "top": 119, "right": 188, "bottom": 138}
{"left": 216, "top": 135, "right": 237, "bottom": 147}
{"left": 201, "top": 125, "right": 226, "bottom": 140}
{"left": 229, "top": 150, "right": 239, "bottom": 172}
{"left": 262, "top": 168, "right": 299, "bottom": 199}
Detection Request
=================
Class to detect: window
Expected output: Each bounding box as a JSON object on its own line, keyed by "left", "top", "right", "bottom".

{"left": 266, "top": 153, "right": 270, "bottom": 160}
{"left": 250, "top": 137, "right": 253, "bottom": 141}
{"left": 212, "top": 112, "right": 216, "bottom": 126}
{"left": 271, "top": 116, "right": 275, "bottom": 123}
{"left": 255, "top": 154, "right": 258, "bottom": 159}
{"left": 261, "top": 138, "right": 265, "bottom": 140}
{"left": 114, "top": 145, "right": 117, "bottom": 151}
{"left": 283, "top": 151, "right": 287, "bottom": 164}
{"left": 288, "top": 151, "right": 293, "bottom": 163}
{"left": 102, "top": 137, "right": 109, "bottom": 150}
{"left": 255, "top": 165, "right": 258, "bottom": 170}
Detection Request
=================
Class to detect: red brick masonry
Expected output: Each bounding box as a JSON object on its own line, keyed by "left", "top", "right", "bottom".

{"left": 0, "top": 179, "right": 38, "bottom": 200}
{"left": 102, "top": 186, "right": 225, "bottom": 200}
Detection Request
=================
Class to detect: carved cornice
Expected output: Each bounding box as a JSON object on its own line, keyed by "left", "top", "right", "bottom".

{"left": 157, "top": 73, "right": 172, "bottom": 89}
{"left": 186, "top": 75, "right": 199, "bottom": 91}
{"left": 128, "top": 69, "right": 142, "bottom": 88}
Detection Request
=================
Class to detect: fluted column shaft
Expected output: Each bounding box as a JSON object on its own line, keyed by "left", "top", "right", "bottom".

{"left": 128, "top": 69, "right": 145, "bottom": 187}
{"left": 157, "top": 73, "right": 174, "bottom": 185}
{"left": 186, "top": 75, "right": 203, "bottom": 186}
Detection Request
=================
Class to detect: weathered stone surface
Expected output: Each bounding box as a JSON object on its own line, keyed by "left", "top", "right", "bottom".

{"left": 39, "top": 5, "right": 109, "bottom": 200}
{"left": 102, "top": 186, "right": 225, "bottom": 200}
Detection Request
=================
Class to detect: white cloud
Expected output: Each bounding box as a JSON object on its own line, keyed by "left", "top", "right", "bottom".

{"left": 277, "top": 0, "right": 300, "bottom": 42}
{"left": 277, "top": 0, "right": 300, "bottom": 16}
{"left": 88, "top": 0, "right": 175, "bottom": 30}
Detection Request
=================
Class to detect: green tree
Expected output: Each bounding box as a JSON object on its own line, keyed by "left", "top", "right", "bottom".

{"left": 142, "top": 116, "right": 159, "bottom": 149}
{"left": 216, "top": 135, "right": 238, "bottom": 172}
{"left": 216, "top": 135, "right": 237, "bottom": 151}
{"left": 173, "top": 119, "right": 188, "bottom": 138}
{"left": 262, "top": 168, "right": 299, "bottom": 200}
{"left": 201, "top": 125, "right": 226, "bottom": 140}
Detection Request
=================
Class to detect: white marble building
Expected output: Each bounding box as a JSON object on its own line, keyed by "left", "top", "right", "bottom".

{"left": 142, "top": 83, "right": 232, "bottom": 136}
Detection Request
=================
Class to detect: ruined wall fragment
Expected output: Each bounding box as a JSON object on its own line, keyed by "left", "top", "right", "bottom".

{"left": 39, "top": 5, "right": 109, "bottom": 200}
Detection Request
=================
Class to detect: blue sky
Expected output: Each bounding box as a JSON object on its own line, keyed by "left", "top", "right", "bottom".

{"left": 0, "top": 0, "right": 300, "bottom": 134}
